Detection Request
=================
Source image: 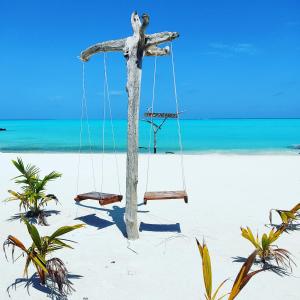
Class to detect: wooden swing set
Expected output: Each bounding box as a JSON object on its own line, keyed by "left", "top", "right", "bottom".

{"left": 75, "top": 12, "right": 188, "bottom": 240}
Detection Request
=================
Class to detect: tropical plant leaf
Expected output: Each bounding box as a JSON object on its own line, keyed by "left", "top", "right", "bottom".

{"left": 212, "top": 279, "right": 228, "bottom": 300}
{"left": 5, "top": 235, "right": 28, "bottom": 253}
{"left": 3, "top": 235, "right": 48, "bottom": 274}
{"left": 22, "top": 217, "right": 42, "bottom": 250}
{"left": 202, "top": 242, "right": 212, "bottom": 298}
{"left": 51, "top": 238, "right": 74, "bottom": 249}
{"left": 261, "top": 233, "right": 270, "bottom": 250}
{"left": 241, "top": 227, "right": 260, "bottom": 248}
{"left": 49, "top": 224, "right": 84, "bottom": 242}
{"left": 228, "top": 250, "right": 259, "bottom": 300}
{"left": 290, "top": 203, "right": 300, "bottom": 214}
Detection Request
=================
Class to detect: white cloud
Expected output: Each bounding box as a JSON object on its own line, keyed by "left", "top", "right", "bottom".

{"left": 97, "top": 90, "right": 125, "bottom": 97}
{"left": 110, "top": 90, "right": 125, "bottom": 96}
{"left": 208, "top": 42, "right": 257, "bottom": 56}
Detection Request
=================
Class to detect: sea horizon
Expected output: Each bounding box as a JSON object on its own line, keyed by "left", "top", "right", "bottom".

{"left": 1, "top": 119, "right": 300, "bottom": 154}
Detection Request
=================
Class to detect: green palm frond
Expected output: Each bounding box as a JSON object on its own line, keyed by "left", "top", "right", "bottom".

{"left": 7, "top": 157, "right": 62, "bottom": 224}
{"left": 3, "top": 222, "right": 83, "bottom": 292}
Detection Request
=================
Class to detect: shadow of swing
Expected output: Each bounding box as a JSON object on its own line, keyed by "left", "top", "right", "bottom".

{"left": 75, "top": 202, "right": 149, "bottom": 237}
{"left": 75, "top": 213, "right": 114, "bottom": 230}
{"left": 139, "top": 222, "right": 181, "bottom": 233}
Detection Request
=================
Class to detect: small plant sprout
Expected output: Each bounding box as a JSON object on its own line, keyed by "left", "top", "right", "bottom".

{"left": 240, "top": 226, "right": 295, "bottom": 271}
{"left": 196, "top": 239, "right": 228, "bottom": 300}
{"left": 3, "top": 217, "right": 84, "bottom": 295}
{"left": 5, "top": 157, "right": 62, "bottom": 225}
{"left": 228, "top": 250, "right": 265, "bottom": 300}
{"left": 196, "top": 239, "right": 265, "bottom": 300}
{"left": 269, "top": 203, "right": 300, "bottom": 226}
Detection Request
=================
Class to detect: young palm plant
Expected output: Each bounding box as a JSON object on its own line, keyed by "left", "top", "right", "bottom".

{"left": 269, "top": 203, "right": 300, "bottom": 226}
{"left": 240, "top": 225, "right": 294, "bottom": 271}
{"left": 5, "top": 157, "right": 62, "bottom": 225}
{"left": 196, "top": 239, "right": 264, "bottom": 300}
{"left": 3, "top": 217, "right": 84, "bottom": 295}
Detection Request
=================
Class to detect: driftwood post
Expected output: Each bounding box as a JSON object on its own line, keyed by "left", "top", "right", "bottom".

{"left": 143, "top": 118, "right": 168, "bottom": 153}
{"left": 144, "top": 112, "right": 180, "bottom": 153}
{"left": 80, "top": 11, "right": 179, "bottom": 240}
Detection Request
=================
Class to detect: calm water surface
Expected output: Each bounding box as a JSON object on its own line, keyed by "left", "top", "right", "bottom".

{"left": 1, "top": 119, "right": 300, "bottom": 153}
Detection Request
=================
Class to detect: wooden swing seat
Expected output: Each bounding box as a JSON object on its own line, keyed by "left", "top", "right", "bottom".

{"left": 74, "top": 192, "right": 123, "bottom": 206}
{"left": 143, "top": 190, "right": 188, "bottom": 205}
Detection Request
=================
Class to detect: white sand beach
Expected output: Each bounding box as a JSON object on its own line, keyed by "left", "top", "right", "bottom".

{"left": 1, "top": 153, "right": 300, "bottom": 300}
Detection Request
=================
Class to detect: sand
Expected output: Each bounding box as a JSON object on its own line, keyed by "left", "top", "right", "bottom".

{"left": 1, "top": 153, "right": 300, "bottom": 300}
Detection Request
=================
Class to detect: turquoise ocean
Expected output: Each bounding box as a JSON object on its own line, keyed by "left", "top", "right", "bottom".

{"left": 1, "top": 119, "right": 300, "bottom": 154}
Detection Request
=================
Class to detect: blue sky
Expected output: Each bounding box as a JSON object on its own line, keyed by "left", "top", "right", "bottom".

{"left": 0, "top": 0, "right": 299, "bottom": 119}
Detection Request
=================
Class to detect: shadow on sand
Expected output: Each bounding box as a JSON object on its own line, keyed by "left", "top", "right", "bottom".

{"left": 266, "top": 223, "right": 300, "bottom": 233}
{"left": 7, "top": 273, "right": 82, "bottom": 299}
{"left": 7, "top": 210, "right": 60, "bottom": 225}
{"left": 139, "top": 222, "right": 181, "bottom": 233}
{"left": 75, "top": 202, "right": 149, "bottom": 237}
{"left": 75, "top": 213, "right": 114, "bottom": 230}
{"left": 232, "top": 256, "right": 292, "bottom": 277}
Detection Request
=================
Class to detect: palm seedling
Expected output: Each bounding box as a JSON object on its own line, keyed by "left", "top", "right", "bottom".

{"left": 196, "top": 239, "right": 264, "bottom": 300}
{"left": 269, "top": 203, "right": 300, "bottom": 227}
{"left": 240, "top": 225, "right": 294, "bottom": 271}
{"left": 5, "top": 157, "right": 62, "bottom": 225}
{"left": 3, "top": 217, "right": 84, "bottom": 295}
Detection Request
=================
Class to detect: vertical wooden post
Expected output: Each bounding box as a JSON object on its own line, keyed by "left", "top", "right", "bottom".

{"left": 153, "top": 131, "right": 157, "bottom": 153}
{"left": 79, "top": 12, "right": 178, "bottom": 240}
{"left": 124, "top": 12, "right": 147, "bottom": 240}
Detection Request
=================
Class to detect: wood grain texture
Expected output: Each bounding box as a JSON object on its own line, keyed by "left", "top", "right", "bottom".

{"left": 79, "top": 11, "right": 179, "bottom": 240}
{"left": 143, "top": 190, "right": 188, "bottom": 204}
{"left": 74, "top": 192, "right": 123, "bottom": 206}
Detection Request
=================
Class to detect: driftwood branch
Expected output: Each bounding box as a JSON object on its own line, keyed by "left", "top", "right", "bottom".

{"left": 79, "top": 11, "right": 179, "bottom": 240}
{"left": 80, "top": 32, "right": 178, "bottom": 61}
{"left": 145, "top": 45, "right": 170, "bottom": 56}
{"left": 145, "top": 32, "right": 179, "bottom": 47}
{"left": 80, "top": 39, "right": 126, "bottom": 61}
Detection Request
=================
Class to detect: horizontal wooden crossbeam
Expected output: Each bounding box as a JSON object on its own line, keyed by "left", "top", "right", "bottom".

{"left": 80, "top": 32, "right": 179, "bottom": 61}
{"left": 144, "top": 112, "right": 179, "bottom": 118}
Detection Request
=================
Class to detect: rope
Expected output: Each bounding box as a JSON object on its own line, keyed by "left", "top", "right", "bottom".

{"left": 83, "top": 65, "right": 97, "bottom": 192}
{"left": 145, "top": 56, "right": 157, "bottom": 192}
{"left": 103, "top": 53, "right": 122, "bottom": 195}
{"left": 77, "top": 62, "right": 96, "bottom": 193}
{"left": 100, "top": 55, "right": 107, "bottom": 193}
{"left": 76, "top": 63, "right": 85, "bottom": 194}
{"left": 170, "top": 43, "right": 186, "bottom": 191}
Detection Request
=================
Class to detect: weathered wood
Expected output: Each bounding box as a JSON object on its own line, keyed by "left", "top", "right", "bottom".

{"left": 145, "top": 45, "right": 170, "bottom": 56}
{"left": 143, "top": 117, "right": 168, "bottom": 153}
{"left": 79, "top": 11, "right": 179, "bottom": 240}
{"left": 144, "top": 190, "right": 188, "bottom": 204}
{"left": 80, "top": 32, "right": 178, "bottom": 61}
{"left": 74, "top": 192, "right": 123, "bottom": 206}
{"left": 144, "top": 112, "right": 178, "bottom": 118}
{"left": 80, "top": 39, "right": 126, "bottom": 62}
{"left": 123, "top": 12, "right": 147, "bottom": 240}
{"left": 145, "top": 32, "right": 179, "bottom": 47}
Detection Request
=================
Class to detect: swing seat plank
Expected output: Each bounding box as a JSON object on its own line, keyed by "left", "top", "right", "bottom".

{"left": 143, "top": 190, "right": 188, "bottom": 204}
{"left": 74, "top": 192, "right": 123, "bottom": 206}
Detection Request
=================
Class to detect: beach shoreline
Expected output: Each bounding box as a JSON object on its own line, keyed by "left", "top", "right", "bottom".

{"left": 1, "top": 152, "right": 300, "bottom": 299}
